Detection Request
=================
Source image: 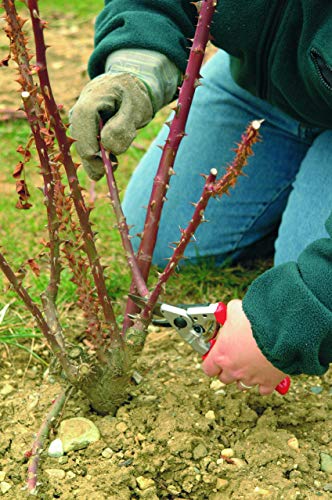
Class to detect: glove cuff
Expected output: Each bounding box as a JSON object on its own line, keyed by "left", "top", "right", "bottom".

{"left": 105, "top": 49, "right": 181, "bottom": 114}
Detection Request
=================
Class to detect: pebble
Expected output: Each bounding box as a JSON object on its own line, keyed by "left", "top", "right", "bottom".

{"left": 205, "top": 410, "right": 216, "bottom": 421}
{"left": 320, "top": 453, "right": 332, "bottom": 474}
{"left": 287, "top": 437, "right": 299, "bottom": 451}
{"left": 254, "top": 486, "right": 271, "bottom": 496}
{"left": 0, "top": 472, "right": 6, "bottom": 482}
{"left": 45, "top": 468, "right": 66, "bottom": 480}
{"left": 116, "top": 421, "right": 128, "bottom": 433}
{"left": 58, "top": 456, "right": 68, "bottom": 465}
{"left": 136, "top": 476, "right": 155, "bottom": 490}
{"left": 66, "top": 471, "right": 76, "bottom": 480}
{"left": 167, "top": 484, "right": 180, "bottom": 495}
{"left": 210, "top": 380, "right": 225, "bottom": 390}
{"left": 0, "top": 482, "right": 11, "bottom": 494}
{"left": 323, "top": 483, "right": 332, "bottom": 492}
{"left": 232, "top": 458, "right": 247, "bottom": 468}
{"left": 48, "top": 438, "right": 64, "bottom": 458}
{"left": 0, "top": 384, "right": 15, "bottom": 396}
{"left": 193, "top": 444, "right": 208, "bottom": 460}
{"left": 59, "top": 417, "right": 100, "bottom": 452}
{"left": 215, "top": 389, "right": 226, "bottom": 396}
{"left": 310, "top": 386, "right": 323, "bottom": 394}
{"left": 221, "top": 448, "right": 234, "bottom": 458}
{"left": 216, "top": 478, "right": 229, "bottom": 490}
{"left": 101, "top": 448, "right": 113, "bottom": 459}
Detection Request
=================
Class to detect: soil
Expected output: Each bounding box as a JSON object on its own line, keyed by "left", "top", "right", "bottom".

{"left": 0, "top": 328, "right": 332, "bottom": 499}
{"left": 1, "top": 11, "right": 332, "bottom": 500}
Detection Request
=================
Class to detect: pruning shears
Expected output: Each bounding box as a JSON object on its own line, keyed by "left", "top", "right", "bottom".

{"left": 129, "top": 295, "right": 291, "bottom": 395}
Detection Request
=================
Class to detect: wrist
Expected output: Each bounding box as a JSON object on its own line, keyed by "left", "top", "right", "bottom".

{"left": 105, "top": 49, "right": 181, "bottom": 114}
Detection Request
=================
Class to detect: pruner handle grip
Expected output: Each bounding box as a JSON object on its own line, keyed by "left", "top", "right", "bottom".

{"left": 202, "top": 302, "right": 291, "bottom": 396}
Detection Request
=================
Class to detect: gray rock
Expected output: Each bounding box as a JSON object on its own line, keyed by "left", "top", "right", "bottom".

{"left": 320, "top": 452, "right": 332, "bottom": 474}
{"left": 193, "top": 443, "right": 208, "bottom": 460}
{"left": 45, "top": 468, "right": 66, "bottom": 480}
{"left": 59, "top": 417, "right": 100, "bottom": 452}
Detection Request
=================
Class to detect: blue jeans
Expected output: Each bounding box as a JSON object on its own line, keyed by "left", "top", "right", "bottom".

{"left": 123, "top": 50, "right": 332, "bottom": 267}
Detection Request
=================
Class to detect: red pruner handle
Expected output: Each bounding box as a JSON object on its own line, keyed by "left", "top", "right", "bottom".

{"left": 202, "top": 302, "right": 227, "bottom": 360}
{"left": 275, "top": 376, "right": 291, "bottom": 395}
{"left": 202, "top": 338, "right": 217, "bottom": 360}
{"left": 214, "top": 302, "right": 227, "bottom": 325}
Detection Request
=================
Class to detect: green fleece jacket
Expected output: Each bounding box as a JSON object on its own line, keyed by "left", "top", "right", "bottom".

{"left": 89, "top": 1, "right": 332, "bottom": 376}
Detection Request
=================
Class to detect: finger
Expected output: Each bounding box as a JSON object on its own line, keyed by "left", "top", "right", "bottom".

{"left": 70, "top": 104, "right": 101, "bottom": 160}
{"left": 258, "top": 385, "right": 275, "bottom": 396}
{"left": 202, "top": 354, "right": 222, "bottom": 377}
{"left": 100, "top": 112, "right": 137, "bottom": 155}
{"left": 218, "top": 370, "right": 237, "bottom": 385}
{"left": 81, "top": 158, "right": 105, "bottom": 182}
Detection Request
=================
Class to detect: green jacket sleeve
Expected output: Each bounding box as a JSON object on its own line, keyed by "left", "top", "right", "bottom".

{"left": 88, "top": 0, "right": 196, "bottom": 79}
{"left": 243, "top": 212, "right": 332, "bottom": 376}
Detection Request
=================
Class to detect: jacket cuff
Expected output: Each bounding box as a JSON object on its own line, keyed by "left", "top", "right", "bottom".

{"left": 242, "top": 261, "right": 332, "bottom": 376}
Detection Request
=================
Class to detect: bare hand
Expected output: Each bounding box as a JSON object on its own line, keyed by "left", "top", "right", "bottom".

{"left": 202, "top": 299, "right": 287, "bottom": 395}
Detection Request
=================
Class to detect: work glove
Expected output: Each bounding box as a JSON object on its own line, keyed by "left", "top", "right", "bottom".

{"left": 70, "top": 49, "right": 180, "bottom": 180}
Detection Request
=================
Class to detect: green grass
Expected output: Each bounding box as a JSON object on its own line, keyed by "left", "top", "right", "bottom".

{"left": 0, "top": 0, "right": 268, "bottom": 360}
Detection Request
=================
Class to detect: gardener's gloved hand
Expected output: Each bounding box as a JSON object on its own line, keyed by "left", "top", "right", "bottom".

{"left": 202, "top": 300, "right": 287, "bottom": 395}
{"left": 70, "top": 49, "right": 180, "bottom": 180}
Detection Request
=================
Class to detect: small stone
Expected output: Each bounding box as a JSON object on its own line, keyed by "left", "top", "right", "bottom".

{"left": 101, "top": 448, "right": 113, "bottom": 459}
{"left": 221, "top": 448, "right": 234, "bottom": 458}
{"left": 216, "top": 478, "right": 229, "bottom": 490}
{"left": 136, "top": 476, "right": 155, "bottom": 490}
{"left": 254, "top": 486, "right": 271, "bottom": 496}
{"left": 231, "top": 458, "right": 247, "bottom": 468}
{"left": 66, "top": 471, "right": 76, "bottom": 480}
{"left": 0, "top": 384, "right": 15, "bottom": 396}
{"left": 205, "top": 410, "right": 216, "bottom": 421}
{"left": 314, "top": 480, "right": 321, "bottom": 488}
{"left": 310, "top": 386, "right": 323, "bottom": 394}
{"left": 0, "top": 472, "right": 6, "bottom": 482}
{"left": 45, "top": 468, "right": 66, "bottom": 480}
{"left": 193, "top": 444, "right": 208, "bottom": 460}
{"left": 215, "top": 389, "right": 226, "bottom": 396}
{"left": 287, "top": 437, "right": 299, "bottom": 451}
{"left": 319, "top": 432, "right": 330, "bottom": 444}
{"left": 0, "top": 483, "right": 10, "bottom": 498}
{"left": 167, "top": 484, "right": 181, "bottom": 495}
{"left": 59, "top": 417, "right": 100, "bottom": 452}
{"left": 0, "top": 482, "right": 11, "bottom": 494}
{"left": 116, "top": 421, "right": 128, "bottom": 433}
{"left": 48, "top": 438, "right": 64, "bottom": 458}
{"left": 323, "top": 483, "right": 332, "bottom": 492}
{"left": 16, "top": 369, "right": 23, "bottom": 377}
{"left": 58, "top": 456, "right": 68, "bottom": 465}
{"left": 210, "top": 380, "right": 225, "bottom": 390}
{"left": 136, "top": 433, "right": 146, "bottom": 442}
{"left": 320, "top": 453, "right": 332, "bottom": 473}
